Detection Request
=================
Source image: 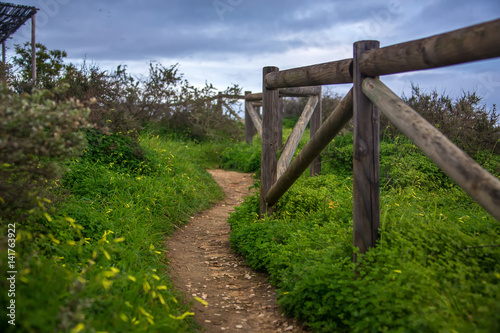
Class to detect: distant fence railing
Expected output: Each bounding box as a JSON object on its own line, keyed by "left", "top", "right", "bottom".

{"left": 241, "top": 19, "right": 500, "bottom": 262}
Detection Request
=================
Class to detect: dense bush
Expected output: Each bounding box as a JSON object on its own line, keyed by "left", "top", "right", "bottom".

{"left": 383, "top": 84, "right": 500, "bottom": 156}
{"left": 0, "top": 84, "right": 89, "bottom": 220}
{"left": 10, "top": 43, "right": 244, "bottom": 141}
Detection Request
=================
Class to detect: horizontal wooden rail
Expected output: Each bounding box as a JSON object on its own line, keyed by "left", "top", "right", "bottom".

{"left": 277, "top": 95, "right": 319, "bottom": 178}
{"left": 266, "top": 89, "right": 353, "bottom": 207}
{"left": 360, "top": 18, "right": 500, "bottom": 77}
{"left": 245, "top": 86, "right": 322, "bottom": 101}
{"left": 245, "top": 92, "right": 263, "bottom": 101}
{"left": 362, "top": 78, "right": 500, "bottom": 221}
{"left": 279, "top": 86, "right": 322, "bottom": 97}
{"left": 211, "top": 94, "right": 245, "bottom": 100}
{"left": 264, "top": 19, "right": 500, "bottom": 89}
{"left": 265, "top": 59, "right": 353, "bottom": 89}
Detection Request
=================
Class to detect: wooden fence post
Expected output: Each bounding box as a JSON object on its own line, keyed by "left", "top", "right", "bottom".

{"left": 278, "top": 96, "right": 284, "bottom": 149}
{"left": 310, "top": 88, "right": 322, "bottom": 176}
{"left": 353, "top": 40, "right": 380, "bottom": 263}
{"left": 31, "top": 14, "right": 36, "bottom": 86}
{"left": 245, "top": 91, "right": 257, "bottom": 143}
{"left": 261, "top": 66, "right": 280, "bottom": 216}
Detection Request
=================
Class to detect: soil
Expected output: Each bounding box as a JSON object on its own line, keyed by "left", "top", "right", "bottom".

{"left": 167, "top": 169, "right": 307, "bottom": 332}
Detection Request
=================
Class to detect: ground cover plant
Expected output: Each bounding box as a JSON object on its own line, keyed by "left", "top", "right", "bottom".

{"left": 0, "top": 43, "right": 243, "bottom": 332}
{"left": 0, "top": 127, "right": 224, "bottom": 332}
{"left": 226, "top": 89, "right": 500, "bottom": 332}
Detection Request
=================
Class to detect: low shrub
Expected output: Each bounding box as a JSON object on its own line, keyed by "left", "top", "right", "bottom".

{"left": 228, "top": 174, "right": 499, "bottom": 332}
{"left": 0, "top": 85, "right": 89, "bottom": 221}
{"left": 220, "top": 138, "right": 262, "bottom": 173}
{"left": 0, "top": 133, "right": 224, "bottom": 333}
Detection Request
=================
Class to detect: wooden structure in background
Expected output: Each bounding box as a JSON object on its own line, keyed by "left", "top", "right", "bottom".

{"left": 0, "top": 2, "right": 38, "bottom": 83}
{"left": 256, "top": 18, "right": 500, "bottom": 262}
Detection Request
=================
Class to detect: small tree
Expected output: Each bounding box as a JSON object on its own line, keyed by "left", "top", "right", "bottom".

{"left": 11, "top": 42, "right": 68, "bottom": 93}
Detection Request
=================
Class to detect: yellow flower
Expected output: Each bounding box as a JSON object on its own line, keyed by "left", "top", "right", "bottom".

{"left": 151, "top": 274, "right": 160, "bottom": 281}
{"left": 49, "top": 234, "right": 60, "bottom": 244}
{"left": 143, "top": 280, "right": 151, "bottom": 293}
{"left": 156, "top": 285, "right": 167, "bottom": 290}
{"left": 102, "top": 279, "right": 112, "bottom": 290}
{"left": 328, "top": 201, "right": 338, "bottom": 210}
{"left": 138, "top": 306, "right": 153, "bottom": 318}
{"left": 128, "top": 275, "right": 137, "bottom": 282}
{"left": 102, "top": 250, "right": 111, "bottom": 260}
{"left": 114, "top": 237, "right": 125, "bottom": 243}
{"left": 169, "top": 312, "right": 194, "bottom": 320}
{"left": 393, "top": 270, "right": 402, "bottom": 274}
{"left": 44, "top": 213, "right": 52, "bottom": 222}
{"left": 194, "top": 297, "right": 208, "bottom": 307}
{"left": 70, "top": 323, "right": 85, "bottom": 333}
{"left": 120, "top": 313, "right": 128, "bottom": 322}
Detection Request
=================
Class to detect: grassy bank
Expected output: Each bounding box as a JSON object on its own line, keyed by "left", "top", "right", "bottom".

{"left": 225, "top": 130, "right": 500, "bottom": 332}
{"left": 0, "top": 133, "right": 223, "bottom": 333}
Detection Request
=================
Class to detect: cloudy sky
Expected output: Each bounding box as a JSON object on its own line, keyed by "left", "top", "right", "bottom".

{"left": 4, "top": 0, "right": 500, "bottom": 111}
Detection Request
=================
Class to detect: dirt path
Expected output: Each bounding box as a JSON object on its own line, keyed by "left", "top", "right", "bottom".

{"left": 167, "top": 169, "right": 306, "bottom": 332}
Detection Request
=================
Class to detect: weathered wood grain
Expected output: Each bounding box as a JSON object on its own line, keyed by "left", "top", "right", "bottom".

{"left": 245, "top": 100, "right": 262, "bottom": 138}
{"left": 353, "top": 41, "right": 380, "bottom": 263}
{"left": 360, "top": 19, "right": 500, "bottom": 76}
{"left": 261, "top": 66, "right": 280, "bottom": 216}
{"left": 265, "top": 59, "right": 353, "bottom": 89}
{"left": 310, "top": 88, "right": 322, "bottom": 176}
{"left": 244, "top": 91, "right": 257, "bottom": 143}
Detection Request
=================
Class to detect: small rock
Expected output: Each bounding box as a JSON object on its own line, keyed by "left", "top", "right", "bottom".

{"left": 285, "top": 326, "right": 294, "bottom": 331}
{"left": 235, "top": 325, "right": 243, "bottom": 329}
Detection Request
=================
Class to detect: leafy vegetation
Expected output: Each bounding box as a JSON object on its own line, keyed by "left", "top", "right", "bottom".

{"left": 0, "top": 44, "right": 237, "bottom": 333}
{"left": 0, "top": 128, "right": 224, "bottom": 332}
{"left": 1, "top": 40, "right": 499, "bottom": 333}
{"left": 228, "top": 168, "right": 500, "bottom": 332}
{"left": 226, "top": 87, "right": 500, "bottom": 332}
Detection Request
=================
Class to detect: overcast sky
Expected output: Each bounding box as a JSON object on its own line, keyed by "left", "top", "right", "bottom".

{"left": 5, "top": 0, "right": 500, "bottom": 111}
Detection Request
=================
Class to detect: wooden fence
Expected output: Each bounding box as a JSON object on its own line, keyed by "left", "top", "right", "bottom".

{"left": 242, "top": 19, "right": 500, "bottom": 262}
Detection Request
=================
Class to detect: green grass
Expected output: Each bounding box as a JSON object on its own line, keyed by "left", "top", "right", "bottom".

{"left": 0, "top": 132, "right": 223, "bottom": 333}
{"left": 224, "top": 130, "right": 500, "bottom": 332}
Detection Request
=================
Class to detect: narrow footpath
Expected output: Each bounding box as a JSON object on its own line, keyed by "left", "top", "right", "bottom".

{"left": 167, "top": 169, "right": 306, "bottom": 332}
